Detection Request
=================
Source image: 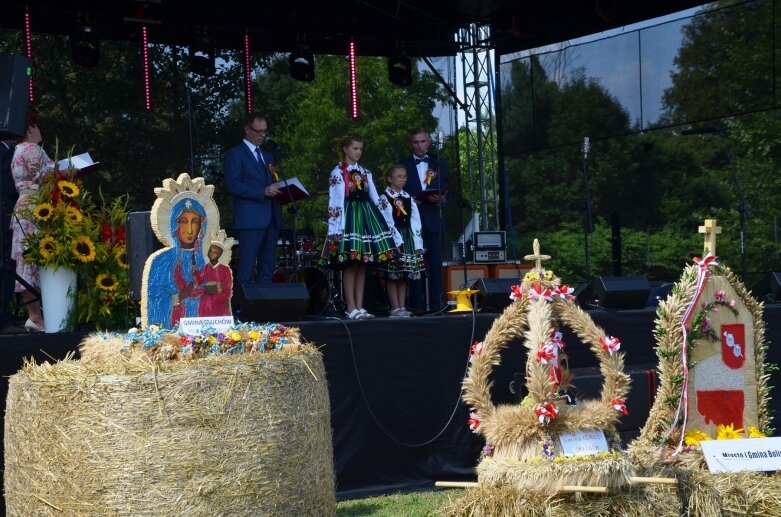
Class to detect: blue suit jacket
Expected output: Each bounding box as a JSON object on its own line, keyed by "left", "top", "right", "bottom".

{"left": 224, "top": 142, "right": 283, "bottom": 230}
{"left": 402, "top": 154, "right": 448, "bottom": 232}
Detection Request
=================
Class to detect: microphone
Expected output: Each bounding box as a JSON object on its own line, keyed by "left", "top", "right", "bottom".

{"left": 582, "top": 137, "right": 590, "bottom": 158}
{"left": 682, "top": 127, "right": 724, "bottom": 136}
{"left": 264, "top": 135, "right": 283, "bottom": 152}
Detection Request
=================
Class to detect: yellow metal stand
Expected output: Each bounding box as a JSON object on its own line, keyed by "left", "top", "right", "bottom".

{"left": 447, "top": 289, "right": 479, "bottom": 313}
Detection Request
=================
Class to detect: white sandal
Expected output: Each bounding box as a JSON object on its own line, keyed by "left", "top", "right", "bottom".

{"left": 345, "top": 308, "right": 362, "bottom": 320}
{"left": 358, "top": 308, "right": 375, "bottom": 319}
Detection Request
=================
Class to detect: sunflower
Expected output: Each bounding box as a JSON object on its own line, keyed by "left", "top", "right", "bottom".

{"left": 114, "top": 245, "right": 128, "bottom": 268}
{"left": 65, "top": 205, "right": 83, "bottom": 223}
{"left": 716, "top": 423, "right": 744, "bottom": 440}
{"left": 71, "top": 235, "right": 96, "bottom": 262}
{"left": 95, "top": 273, "right": 119, "bottom": 291}
{"left": 58, "top": 180, "right": 80, "bottom": 198}
{"left": 39, "top": 236, "right": 60, "bottom": 259}
{"left": 33, "top": 203, "right": 54, "bottom": 221}
{"left": 684, "top": 429, "right": 712, "bottom": 446}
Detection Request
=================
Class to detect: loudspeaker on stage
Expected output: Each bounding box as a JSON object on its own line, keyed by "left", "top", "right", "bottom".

{"left": 473, "top": 278, "right": 517, "bottom": 312}
{"left": 443, "top": 263, "right": 488, "bottom": 293}
{"left": 239, "top": 283, "right": 310, "bottom": 322}
{"left": 0, "top": 54, "right": 30, "bottom": 139}
{"left": 593, "top": 275, "right": 651, "bottom": 309}
{"left": 126, "top": 211, "right": 161, "bottom": 301}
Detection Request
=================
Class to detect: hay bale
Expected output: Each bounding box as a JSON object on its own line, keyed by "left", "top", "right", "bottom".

{"left": 4, "top": 346, "right": 335, "bottom": 517}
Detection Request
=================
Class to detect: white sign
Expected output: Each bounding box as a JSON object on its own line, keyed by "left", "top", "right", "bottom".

{"left": 700, "top": 437, "right": 781, "bottom": 473}
{"left": 558, "top": 430, "right": 609, "bottom": 457}
{"left": 179, "top": 316, "right": 234, "bottom": 335}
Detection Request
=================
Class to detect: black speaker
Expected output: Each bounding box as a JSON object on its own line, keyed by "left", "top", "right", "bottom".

{"left": 771, "top": 272, "right": 781, "bottom": 301}
{"left": 594, "top": 276, "right": 651, "bottom": 309}
{"left": 126, "top": 211, "right": 162, "bottom": 301}
{"left": 474, "top": 278, "right": 518, "bottom": 312}
{"left": 240, "top": 283, "right": 310, "bottom": 322}
{"left": 0, "top": 54, "right": 31, "bottom": 139}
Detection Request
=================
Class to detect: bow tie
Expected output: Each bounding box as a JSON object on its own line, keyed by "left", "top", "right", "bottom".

{"left": 415, "top": 156, "right": 429, "bottom": 164}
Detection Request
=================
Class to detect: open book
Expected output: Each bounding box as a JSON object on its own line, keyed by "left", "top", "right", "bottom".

{"left": 57, "top": 152, "right": 100, "bottom": 177}
{"left": 271, "top": 177, "right": 310, "bottom": 204}
{"left": 415, "top": 188, "right": 446, "bottom": 204}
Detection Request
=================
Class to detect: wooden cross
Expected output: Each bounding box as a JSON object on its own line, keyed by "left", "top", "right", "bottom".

{"left": 523, "top": 238, "right": 551, "bottom": 272}
{"left": 698, "top": 219, "right": 722, "bottom": 256}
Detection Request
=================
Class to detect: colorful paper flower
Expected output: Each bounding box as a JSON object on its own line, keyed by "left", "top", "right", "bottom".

{"left": 553, "top": 284, "right": 575, "bottom": 300}
{"left": 600, "top": 336, "right": 621, "bottom": 355}
{"left": 536, "top": 343, "right": 556, "bottom": 364}
{"left": 611, "top": 399, "right": 629, "bottom": 416}
{"left": 534, "top": 402, "right": 558, "bottom": 425}
{"left": 469, "top": 340, "right": 483, "bottom": 362}
{"left": 468, "top": 412, "right": 480, "bottom": 432}
{"left": 527, "top": 283, "right": 552, "bottom": 301}
{"left": 509, "top": 284, "right": 523, "bottom": 300}
{"left": 693, "top": 253, "right": 719, "bottom": 270}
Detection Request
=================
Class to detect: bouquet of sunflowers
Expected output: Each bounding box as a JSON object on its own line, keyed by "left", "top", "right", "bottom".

{"left": 22, "top": 165, "right": 132, "bottom": 330}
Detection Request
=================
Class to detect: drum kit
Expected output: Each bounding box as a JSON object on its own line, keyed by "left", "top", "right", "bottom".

{"left": 274, "top": 229, "right": 344, "bottom": 316}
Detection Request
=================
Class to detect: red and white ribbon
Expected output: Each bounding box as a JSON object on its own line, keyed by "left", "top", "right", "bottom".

{"left": 534, "top": 402, "right": 558, "bottom": 425}
{"left": 600, "top": 335, "right": 621, "bottom": 355}
{"left": 661, "top": 252, "right": 718, "bottom": 456}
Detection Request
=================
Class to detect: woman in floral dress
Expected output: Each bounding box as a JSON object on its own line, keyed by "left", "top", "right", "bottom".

{"left": 321, "top": 135, "right": 400, "bottom": 320}
{"left": 11, "top": 109, "right": 53, "bottom": 332}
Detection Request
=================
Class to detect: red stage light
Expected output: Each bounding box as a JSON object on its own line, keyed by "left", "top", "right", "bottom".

{"left": 244, "top": 32, "right": 252, "bottom": 113}
{"left": 142, "top": 26, "right": 151, "bottom": 111}
{"left": 349, "top": 40, "right": 358, "bottom": 119}
{"left": 24, "top": 8, "right": 34, "bottom": 103}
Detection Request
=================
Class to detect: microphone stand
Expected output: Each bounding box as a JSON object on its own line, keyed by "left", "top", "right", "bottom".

{"left": 718, "top": 130, "right": 751, "bottom": 279}
{"left": 458, "top": 199, "right": 472, "bottom": 291}
{"left": 581, "top": 137, "right": 593, "bottom": 284}
{"left": 435, "top": 134, "right": 445, "bottom": 311}
{"left": 268, "top": 146, "right": 301, "bottom": 277}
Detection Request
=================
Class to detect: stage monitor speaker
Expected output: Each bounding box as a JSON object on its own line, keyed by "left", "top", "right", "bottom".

{"left": 771, "top": 272, "right": 781, "bottom": 301}
{"left": 474, "top": 278, "right": 518, "bottom": 312}
{"left": 0, "top": 54, "right": 30, "bottom": 139}
{"left": 594, "top": 275, "right": 651, "bottom": 309}
{"left": 443, "top": 263, "right": 488, "bottom": 293}
{"left": 240, "top": 283, "right": 310, "bottom": 322}
{"left": 126, "top": 211, "right": 162, "bottom": 301}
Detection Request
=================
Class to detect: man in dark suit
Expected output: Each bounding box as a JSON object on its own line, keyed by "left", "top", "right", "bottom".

{"left": 224, "top": 113, "right": 282, "bottom": 285}
{"left": 402, "top": 128, "right": 448, "bottom": 313}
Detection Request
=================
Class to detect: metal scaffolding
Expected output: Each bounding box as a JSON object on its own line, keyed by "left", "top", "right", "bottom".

{"left": 458, "top": 23, "right": 498, "bottom": 233}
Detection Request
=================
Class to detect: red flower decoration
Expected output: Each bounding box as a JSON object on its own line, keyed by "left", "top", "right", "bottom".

{"left": 534, "top": 402, "right": 558, "bottom": 425}
{"left": 611, "top": 399, "right": 629, "bottom": 416}
{"left": 527, "top": 283, "right": 552, "bottom": 301}
{"left": 693, "top": 253, "right": 719, "bottom": 271}
{"left": 469, "top": 340, "right": 483, "bottom": 362}
{"left": 468, "top": 412, "right": 480, "bottom": 432}
{"left": 601, "top": 335, "right": 621, "bottom": 355}
{"left": 536, "top": 343, "right": 555, "bottom": 364}
{"left": 509, "top": 284, "right": 523, "bottom": 300}
{"left": 553, "top": 284, "right": 575, "bottom": 300}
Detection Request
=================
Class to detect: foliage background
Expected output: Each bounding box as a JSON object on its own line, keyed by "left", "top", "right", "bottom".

{"left": 2, "top": 0, "right": 781, "bottom": 311}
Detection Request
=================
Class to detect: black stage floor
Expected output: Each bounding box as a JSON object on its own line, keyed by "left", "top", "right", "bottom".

{"left": 1, "top": 304, "right": 780, "bottom": 503}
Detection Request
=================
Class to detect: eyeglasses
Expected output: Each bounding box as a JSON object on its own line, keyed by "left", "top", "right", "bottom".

{"left": 247, "top": 126, "right": 268, "bottom": 135}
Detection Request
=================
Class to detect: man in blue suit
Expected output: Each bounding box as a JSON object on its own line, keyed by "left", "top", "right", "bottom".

{"left": 402, "top": 128, "right": 448, "bottom": 313}
{"left": 224, "top": 113, "right": 282, "bottom": 285}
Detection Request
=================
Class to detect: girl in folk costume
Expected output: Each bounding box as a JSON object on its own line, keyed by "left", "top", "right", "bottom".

{"left": 322, "top": 135, "right": 401, "bottom": 320}
{"left": 376, "top": 164, "right": 425, "bottom": 318}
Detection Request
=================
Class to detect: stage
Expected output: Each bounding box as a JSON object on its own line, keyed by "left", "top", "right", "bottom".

{"left": 0, "top": 304, "right": 780, "bottom": 503}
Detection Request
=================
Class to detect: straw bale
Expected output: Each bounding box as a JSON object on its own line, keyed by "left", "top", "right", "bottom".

{"left": 4, "top": 346, "right": 335, "bottom": 517}
{"left": 476, "top": 454, "right": 633, "bottom": 496}
{"left": 439, "top": 482, "right": 681, "bottom": 517}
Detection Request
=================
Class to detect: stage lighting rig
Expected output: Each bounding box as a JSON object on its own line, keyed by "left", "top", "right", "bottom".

{"left": 289, "top": 49, "right": 315, "bottom": 82}
{"left": 388, "top": 56, "right": 412, "bottom": 87}
{"left": 190, "top": 36, "right": 216, "bottom": 76}
{"left": 70, "top": 25, "right": 100, "bottom": 67}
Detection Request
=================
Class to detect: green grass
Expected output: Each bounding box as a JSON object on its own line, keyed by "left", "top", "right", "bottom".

{"left": 336, "top": 490, "right": 461, "bottom": 516}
